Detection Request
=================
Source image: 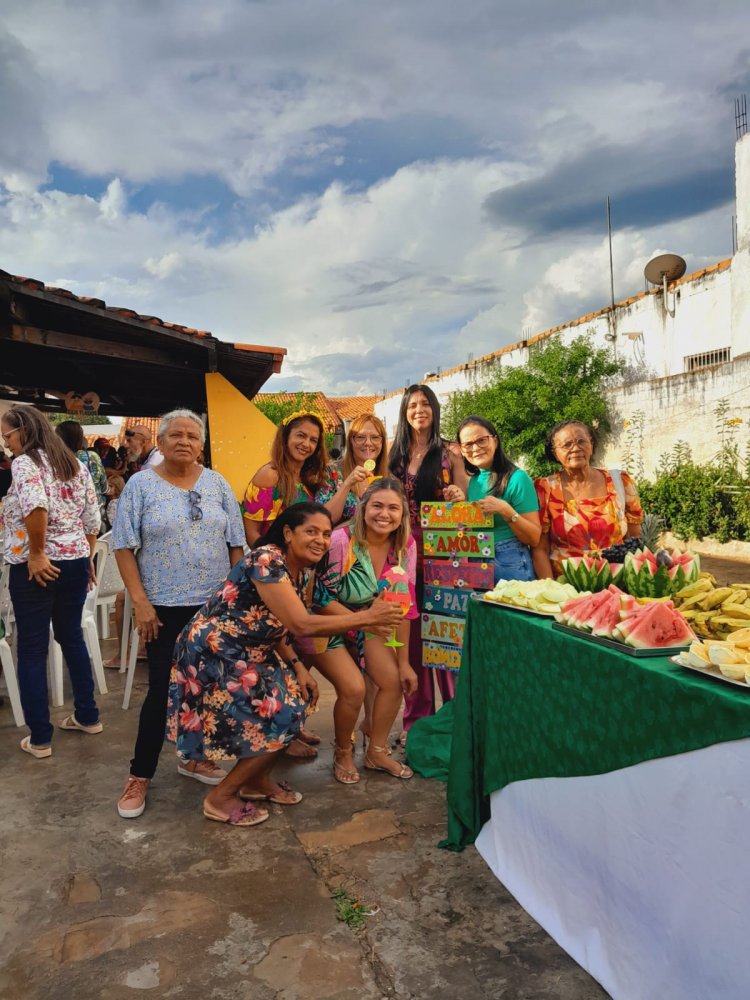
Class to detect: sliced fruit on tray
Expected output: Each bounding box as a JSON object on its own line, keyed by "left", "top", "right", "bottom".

{"left": 484, "top": 578, "right": 582, "bottom": 613}
{"left": 556, "top": 585, "right": 694, "bottom": 649}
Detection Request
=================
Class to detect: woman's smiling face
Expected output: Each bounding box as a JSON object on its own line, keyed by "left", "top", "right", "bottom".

{"left": 363, "top": 489, "right": 404, "bottom": 537}
{"left": 552, "top": 423, "right": 593, "bottom": 472}
{"left": 350, "top": 420, "right": 383, "bottom": 465}
{"left": 458, "top": 422, "right": 498, "bottom": 471}
{"left": 284, "top": 512, "right": 332, "bottom": 565}
{"left": 405, "top": 392, "right": 433, "bottom": 434}
{"left": 286, "top": 420, "right": 320, "bottom": 464}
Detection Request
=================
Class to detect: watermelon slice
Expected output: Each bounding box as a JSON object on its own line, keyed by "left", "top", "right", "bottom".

{"left": 622, "top": 548, "right": 700, "bottom": 598}
{"left": 615, "top": 603, "right": 694, "bottom": 648}
{"left": 589, "top": 593, "right": 622, "bottom": 637}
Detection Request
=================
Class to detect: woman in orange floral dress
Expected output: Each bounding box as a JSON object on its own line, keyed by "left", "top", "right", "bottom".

{"left": 533, "top": 420, "right": 643, "bottom": 578}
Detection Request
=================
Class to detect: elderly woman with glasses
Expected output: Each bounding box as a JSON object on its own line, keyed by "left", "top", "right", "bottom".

{"left": 444, "top": 416, "right": 540, "bottom": 583}
{"left": 112, "top": 409, "right": 246, "bottom": 820}
{"left": 532, "top": 420, "right": 643, "bottom": 579}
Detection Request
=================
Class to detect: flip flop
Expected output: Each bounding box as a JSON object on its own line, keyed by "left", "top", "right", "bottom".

{"left": 239, "top": 780, "right": 303, "bottom": 805}
{"left": 295, "top": 729, "right": 321, "bottom": 746}
{"left": 285, "top": 738, "right": 318, "bottom": 760}
{"left": 20, "top": 736, "right": 52, "bottom": 759}
{"left": 203, "top": 801, "right": 270, "bottom": 827}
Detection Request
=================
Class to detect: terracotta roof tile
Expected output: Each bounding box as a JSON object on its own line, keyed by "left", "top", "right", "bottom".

{"left": 328, "top": 395, "right": 380, "bottom": 420}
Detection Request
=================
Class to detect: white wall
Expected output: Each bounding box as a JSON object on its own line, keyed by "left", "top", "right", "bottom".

{"left": 376, "top": 133, "right": 750, "bottom": 473}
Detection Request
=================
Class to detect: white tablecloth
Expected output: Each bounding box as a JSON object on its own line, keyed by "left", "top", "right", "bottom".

{"left": 475, "top": 738, "right": 750, "bottom": 1000}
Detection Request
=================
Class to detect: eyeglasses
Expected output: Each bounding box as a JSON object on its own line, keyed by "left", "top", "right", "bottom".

{"left": 460, "top": 435, "right": 492, "bottom": 453}
{"left": 555, "top": 437, "right": 591, "bottom": 452}
{"left": 352, "top": 434, "right": 382, "bottom": 445}
{"left": 1, "top": 427, "right": 19, "bottom": 441}
{"left": 187, "top": 489, "right": 203, "bottom": 522}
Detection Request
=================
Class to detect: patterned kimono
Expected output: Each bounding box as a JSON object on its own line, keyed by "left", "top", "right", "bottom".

{"left": 167, "top": 546, "right": 308, "bottom": 761}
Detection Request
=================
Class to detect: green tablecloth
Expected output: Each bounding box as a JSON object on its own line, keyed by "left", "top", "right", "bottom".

{"left": 443, "top": 600, "right": 750, "bottom": 851}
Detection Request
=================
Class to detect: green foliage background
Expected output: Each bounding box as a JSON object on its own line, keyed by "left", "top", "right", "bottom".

{"left": 442, "top": 335, "right": 623, "bottom": 478}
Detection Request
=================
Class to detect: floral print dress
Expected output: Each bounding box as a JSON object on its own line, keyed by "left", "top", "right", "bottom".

{"left": 242, "top": 480, "right": 313, "bottom": 537}
{"left": 167, "top": 546, "right": 308, "bottom": 761}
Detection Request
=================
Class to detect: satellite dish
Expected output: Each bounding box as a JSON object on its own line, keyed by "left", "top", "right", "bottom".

{"left": 644, "top": 253, "right": 686, "bottom": 314}
{"left": 644, "top": 253, "right": 687, "bottom": 285}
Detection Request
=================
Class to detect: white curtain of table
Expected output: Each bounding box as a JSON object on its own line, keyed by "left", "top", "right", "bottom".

{"left": 475, "top": 738, "right": 750, "bottom": 1000}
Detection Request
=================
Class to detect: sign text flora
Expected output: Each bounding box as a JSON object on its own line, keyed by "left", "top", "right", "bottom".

{"left": 420, "top": 501, "right": 493, "bottom": 530}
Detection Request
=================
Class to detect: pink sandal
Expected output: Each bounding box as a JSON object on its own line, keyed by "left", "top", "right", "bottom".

{"left": 203, "top": 801, "right": 270, "bottom": 827}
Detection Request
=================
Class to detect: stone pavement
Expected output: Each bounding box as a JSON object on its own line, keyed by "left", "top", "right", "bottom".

{"left": 0, "top": 652, "right": 608, "bottom": 1000}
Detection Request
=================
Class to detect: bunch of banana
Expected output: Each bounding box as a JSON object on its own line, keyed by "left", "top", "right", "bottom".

{"left": 673, "top": 574, "right": 750, "bottom": 640}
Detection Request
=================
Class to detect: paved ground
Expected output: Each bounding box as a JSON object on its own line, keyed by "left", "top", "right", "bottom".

{"left": 0, "top": 636, "right": 608, "bottom": 1000}
{"left": 699, "top": 554, "right": 750, "bottom": 587}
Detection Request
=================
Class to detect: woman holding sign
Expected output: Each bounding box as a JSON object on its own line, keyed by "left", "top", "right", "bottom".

{"left": 314, "top": 479, "right": 419, "bottom": 782}
{"left": 444, "top": 416, "right": 540, "bottom": 583}
{"left": 388, "top": 385, "right": 467, "bottom": 735}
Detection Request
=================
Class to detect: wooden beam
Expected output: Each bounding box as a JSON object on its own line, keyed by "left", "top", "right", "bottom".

{"left": 4, "top": 324, "right": 192, "bottom": 368}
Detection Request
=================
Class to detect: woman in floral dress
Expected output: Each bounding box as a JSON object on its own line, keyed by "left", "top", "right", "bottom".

{"left": 167, "top": 502, "right": 403, "bottom": 828}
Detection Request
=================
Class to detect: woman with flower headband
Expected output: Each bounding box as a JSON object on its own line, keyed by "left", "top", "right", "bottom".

{"left": 388, "top": 384, "right": 467, "bottom": 739}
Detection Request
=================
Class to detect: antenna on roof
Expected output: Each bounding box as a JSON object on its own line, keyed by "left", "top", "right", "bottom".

{"left": 736, "top": 95, "right": 748, "bottom": 140}
{"left": 644, "top": 253, "right": 686, "bottom": 315}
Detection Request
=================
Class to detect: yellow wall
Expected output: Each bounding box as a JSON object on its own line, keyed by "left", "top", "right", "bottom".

{"left": 205, "top": 372, "right": 277, "bottom": 500}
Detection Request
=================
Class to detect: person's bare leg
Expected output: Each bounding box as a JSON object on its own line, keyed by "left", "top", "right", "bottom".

{"left": 204, "top": 753, "right": 280, "bottom": 815}
{"left": 312, "top": 647, "right": 365, "bottom": 782}
{"left": 364, "top": 640, "right": 413, "bottom": 778}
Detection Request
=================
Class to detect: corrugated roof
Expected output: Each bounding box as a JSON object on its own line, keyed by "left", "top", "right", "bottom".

{"left": 0, "top": 269, "right": 286, "bottom": 361}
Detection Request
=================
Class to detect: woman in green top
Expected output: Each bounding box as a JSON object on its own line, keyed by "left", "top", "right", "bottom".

{"left": 444, "top": 416, "right": 540, "bottom": 583}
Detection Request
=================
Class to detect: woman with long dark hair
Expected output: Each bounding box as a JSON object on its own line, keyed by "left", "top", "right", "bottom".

{"left": 1, "top": 404, "right": 102, "bottom": 758}
{"left": 388, "top": 384, "right": 467, "bottom": 735}
{"left": 167, "top": 502, "right": 403, "bottom": 826}
{"left": 444, "top": 416, "right": 540, "bottom": 583}
{"left": 242, "top": 412, "right": 329, "bottom": 545}
{"left": 55, "top": 419, "right": 109, "bottom": 525}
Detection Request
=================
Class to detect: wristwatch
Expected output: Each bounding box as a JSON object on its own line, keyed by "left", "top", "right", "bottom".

{"left": 509, "top": 513, "right": 519, "bottom": 524}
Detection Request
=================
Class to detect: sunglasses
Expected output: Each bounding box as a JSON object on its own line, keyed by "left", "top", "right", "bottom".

{"left": 187, "top": 489, "right": 203, "bottom": 522}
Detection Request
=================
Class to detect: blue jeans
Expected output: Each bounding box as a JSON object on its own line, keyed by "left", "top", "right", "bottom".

{"left": 9, "top": 557, "right": 99, "bottom": 745}
{"left": 493, "top": 537, "right": 535, "bottom": 584}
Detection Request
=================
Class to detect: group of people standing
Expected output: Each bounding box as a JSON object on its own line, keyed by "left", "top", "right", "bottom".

{"left": 1, "top": 387, "right": 643, "bottom": 830}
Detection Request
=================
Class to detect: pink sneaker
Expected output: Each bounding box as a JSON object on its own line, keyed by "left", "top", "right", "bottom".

{"left": 177, "top": 759, "right": 226, "bottom": 785}
{"left": 117, "top": 776, "right": 149, "bottom": 818}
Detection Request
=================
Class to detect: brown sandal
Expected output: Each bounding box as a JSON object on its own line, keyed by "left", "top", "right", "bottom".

{"left": 285, "top": 738, "right": 318, "bottom": 760}
{"left": 203, "top": 800, "right": 270, "bottom": 827}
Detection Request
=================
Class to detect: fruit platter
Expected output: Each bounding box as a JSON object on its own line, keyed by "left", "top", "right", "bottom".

{"left": 482, "top": 579, "right": 582, "bottom": 616}
{"left": 552, "top": 585, "right": 695, "bottom": 657}
{"left": 672, "top": 629, "right": 750, "bottom": 689}
{"left": 672, "top": 576, "right": 750, "bottom": 640}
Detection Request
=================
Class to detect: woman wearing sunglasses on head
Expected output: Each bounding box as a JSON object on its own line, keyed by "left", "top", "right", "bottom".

{"left": 444, "top": 416, "right": 540, "bottom": 583}
{"left": 112, "top": 409, "right": 246, "bottom": 820}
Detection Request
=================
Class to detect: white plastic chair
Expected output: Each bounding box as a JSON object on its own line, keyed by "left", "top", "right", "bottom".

{"left": 0, "top": 635, "right": 24, "bottom": 727}
{"left": 81, "top": 538, "right": 109, "bottom": 696}
{"left": 121, "top": 589, "right": 140, "bottom": 710}
{"left": 95, "top": 530, "right": 122, "bottom": 639}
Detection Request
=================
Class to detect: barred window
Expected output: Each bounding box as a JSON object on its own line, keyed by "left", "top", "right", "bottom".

{"left": 684, "top": 348, "right": 731, "bottom": 372}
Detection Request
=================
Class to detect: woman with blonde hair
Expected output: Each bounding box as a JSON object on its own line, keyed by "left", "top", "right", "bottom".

{"left": 312, "top": 477, "right": 419, "bottom": 783}
{"left": 316, "top": 413, "right": 389, "bottom": 525}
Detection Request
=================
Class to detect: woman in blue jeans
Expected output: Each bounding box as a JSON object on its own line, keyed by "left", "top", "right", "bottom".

{"left": 1, "top": 404, "right": 102, "bottom": 758}
{"left": 444, "top": 416, "right": 541, "bottom": 583}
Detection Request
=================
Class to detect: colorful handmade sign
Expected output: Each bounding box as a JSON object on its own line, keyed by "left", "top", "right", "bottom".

{"left": 423, "top": 559, "right": 494, "bottom": 591}
{"left": 423, "top": 641, "right": 462, "bottom": 671}
{"left": 420, "top": 501, "right": 493, "bottom": 530}
{"left": 421, "top": 613, "right": 465, "bottom": 648}
{"left": 423, "top": 585, "right": 471, "bottom": 617}
{"left": 420, "top": 500, "right": 493, "bottom": 672}
{"left": 423, "top": 528, "right": 494, "bottom": 560}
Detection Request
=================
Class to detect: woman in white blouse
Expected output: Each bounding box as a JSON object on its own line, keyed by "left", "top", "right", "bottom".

{"left": 1, "top": 404, "right": 102, "bottom": 759}
{"left": 112, "top": 409, "right": 245, "bottom": 820}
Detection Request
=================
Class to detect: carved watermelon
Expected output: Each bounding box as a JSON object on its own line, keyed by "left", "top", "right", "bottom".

{"left": 621, "top": 548, "right": 700, "bottom": 598}
{"left": 561, "top": 555, "right": 617, "bottom": 592}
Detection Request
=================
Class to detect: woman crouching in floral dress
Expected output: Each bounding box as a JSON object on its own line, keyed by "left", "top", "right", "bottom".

{"left": 167, "top": 502, "right": 403, "bottom": 828}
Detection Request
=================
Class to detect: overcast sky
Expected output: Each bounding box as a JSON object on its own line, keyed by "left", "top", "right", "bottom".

{"left": 1, "top": 1, "right": 747, "bottom": 394}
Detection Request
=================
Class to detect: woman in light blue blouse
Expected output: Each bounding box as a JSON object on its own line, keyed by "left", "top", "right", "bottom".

{"left": 112, "top": 409, "right": 245, "bottom": 820}
{"left": 444, "top": 416, "right": 541, "bottom": 583}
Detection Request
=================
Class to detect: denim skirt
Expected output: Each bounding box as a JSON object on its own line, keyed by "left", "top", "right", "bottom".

{"left": 493, "top": 537, "right": 534, "bottom": 583}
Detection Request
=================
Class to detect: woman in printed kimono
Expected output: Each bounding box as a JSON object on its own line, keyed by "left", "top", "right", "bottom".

{"left": 167, "top": 502, "right": 403, "bottom": 827}
{"left": 313, "top": 478, "right": 419, "bottom": 784}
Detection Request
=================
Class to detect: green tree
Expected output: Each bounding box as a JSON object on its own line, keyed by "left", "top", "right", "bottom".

{"left": 442, "top": 335, "right": 623, "bottom": 478}
{"left": 48, "top": 413, "right": 113, "bottom": 426}
{"left": 254, "top": 391, "right": 336, "bottom": 450}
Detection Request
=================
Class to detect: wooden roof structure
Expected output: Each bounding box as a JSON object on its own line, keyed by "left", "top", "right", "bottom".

{"left": 0, "top": 270, "right": 286, "bottom": 417}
